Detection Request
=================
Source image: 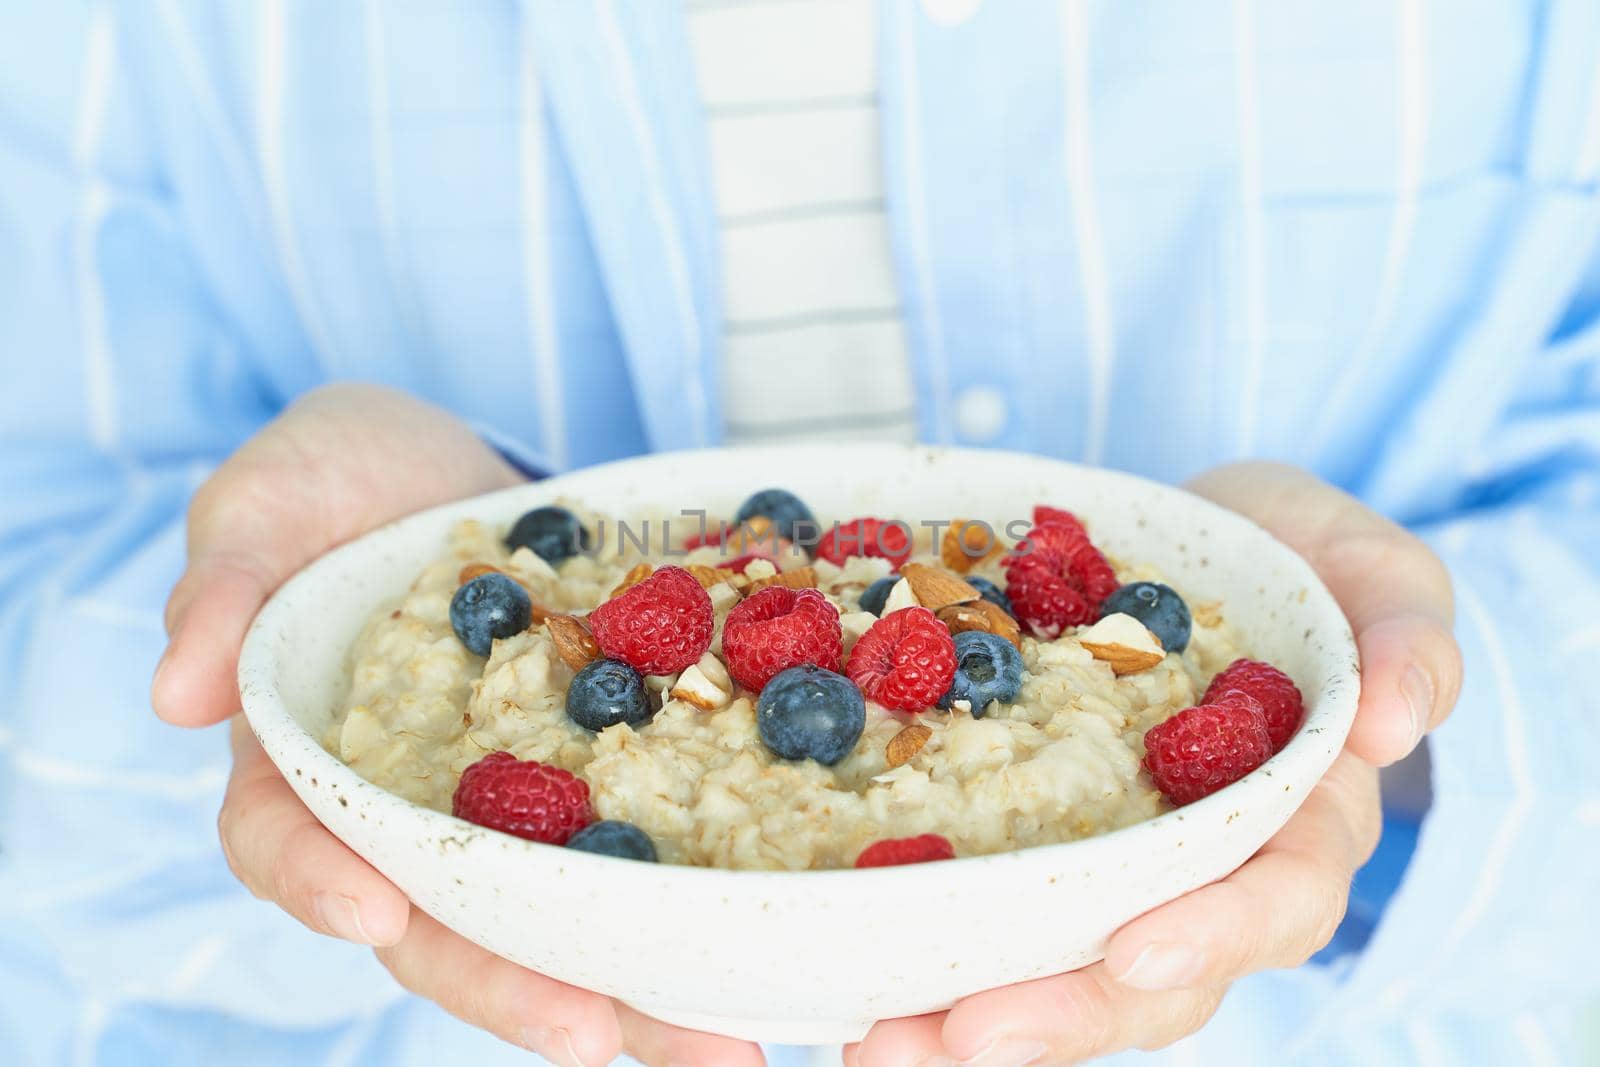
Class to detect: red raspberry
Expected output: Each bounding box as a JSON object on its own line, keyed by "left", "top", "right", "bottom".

{"left": 683, "top": 527, "right": 722, "bottom": 550}
{"left": 452, "top": 751, "right": 593, "bottom": 845}
{"left": 722, "top": 586, "right": 844, "bottom": 692}
{"left": 855, "top": 833, "right": 956, "bottom": 868}
{"left": 1002, "top": 518, "right": 1117, "bottom": 639}
{"left": 846, "top": 607, "right": 957, "bottom": 712}
{"left": 588, "top": 565, "right": 714, "bottom": 675}
{"left": 1202, "top": 658, "right": 1305, "bottom": 753}
{"left": 815, "top": 517, "right": 912, "bottom": 571}
{"left": 1032, "top": 504, "right": 1087, "bottom": 535}
{"left": 1142, "top": 692, "right": 1272, "bottom": 806}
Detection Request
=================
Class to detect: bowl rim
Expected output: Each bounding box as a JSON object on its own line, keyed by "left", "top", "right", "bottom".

{"left": 237, "top": 443, "right": 1360, "bottom": 883}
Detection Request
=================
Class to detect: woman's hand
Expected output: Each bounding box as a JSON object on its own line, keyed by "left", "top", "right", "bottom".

{"left": 848, "top": 462, "right": 1463, "bottom": 1066}
{"left": 152, "top": 384, "right": 765, "bottom": 1067}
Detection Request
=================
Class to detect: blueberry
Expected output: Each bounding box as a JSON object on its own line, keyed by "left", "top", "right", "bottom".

{"left": 965, "top": 576, "right": 1015, "bottom": 618}
{"left": 734, "top": 488, "right": 819, "bottom": 544}
{"left": 938, "top": 631, "right": 1024, "bottom": 717}
{"left": 756, "top": 665, "right": 865, "bottom": 766}
{"left": 567, "top": 820, "right": 658, "bottom": 861}
{"left": 450, "top": 574, "right": 532, "bottom": 656}
{"left": 506, "top": 505, "right": 591, "bottom": 565}
{"left": 566, "top": 659, "right": 653, "bottom": 732}
{"left": 858, "top": 576, "right": 896, "bottom": 617}
{"left": 1100, "top": 582, "right": 1191, "bottom": 653}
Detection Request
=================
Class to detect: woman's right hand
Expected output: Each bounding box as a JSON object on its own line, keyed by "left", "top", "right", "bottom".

{"left": 152, "top": 384, "right": 765, "bottom": 1067}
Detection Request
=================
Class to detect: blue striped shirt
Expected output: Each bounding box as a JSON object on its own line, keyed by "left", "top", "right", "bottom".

{"left": 1, "top": 2, "right": 1598, "bottom": 1065}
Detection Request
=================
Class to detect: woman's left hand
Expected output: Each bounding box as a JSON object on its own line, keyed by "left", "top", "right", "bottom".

{"left": 847, "top": 462, "right": 1462, "bottom": 1066}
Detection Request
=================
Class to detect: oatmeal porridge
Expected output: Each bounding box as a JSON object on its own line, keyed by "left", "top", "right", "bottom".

{"left": 328, "top": 493, "right": 1301, "bottom": 870}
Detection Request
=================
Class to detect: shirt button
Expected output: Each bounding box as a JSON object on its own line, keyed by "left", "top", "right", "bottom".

{"left": 921, "top": 0, "right": 983, "bottom": 27}
{"left": 954, "top": 386, "right": 1007, "bottom": 442}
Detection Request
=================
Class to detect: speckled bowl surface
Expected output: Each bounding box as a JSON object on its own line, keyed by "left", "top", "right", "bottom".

{"left": 237, "top": 445, "right": 1359, "bottom": 1045}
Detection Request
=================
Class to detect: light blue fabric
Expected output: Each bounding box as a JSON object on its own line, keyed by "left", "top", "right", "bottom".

{"left": 2, "top": 1, "right": 1597, "bottom": 1064}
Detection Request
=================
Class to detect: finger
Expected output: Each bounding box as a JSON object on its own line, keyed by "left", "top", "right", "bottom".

{"left": 153, "top": 550, "right": 281, "bottom": 727}
{"left": 613, "top": 1002, "right": 767, "bottom": 1067}
{"left": 1344, "top": 611, "right": 1462, "bottom": 766}
{"left": 217, "top": 719, "right": 410, "bottom": 946}
{"left": 1104, "top": 752, "right": 1379, "bottom": 991}
{"left": 1186, "top": 462, "right": 1462, "bottom": 764}
{"left": 852, "top": 1012, "right": 948, "bottom": 1067}
{"left": 375, "top": 908, "right": 623, "bottom": 1066}
{"left": 939, "top": 966, "right": 1226, "bottom": 1064}
{"left": 153, "top": 383, "right": 525, "bottom": 730}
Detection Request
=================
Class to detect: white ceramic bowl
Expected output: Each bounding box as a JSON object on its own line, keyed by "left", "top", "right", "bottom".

{"left": 238, "top": 445, "right": 1358, "bottom": 1045}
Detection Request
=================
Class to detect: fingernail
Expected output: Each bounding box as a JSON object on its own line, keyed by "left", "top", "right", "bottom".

{"left": 961, "top": 1038, "right": 1047, "bottom": 1067}
{"left": 313, "top": 893, "right": 374, "bottom": 945}
{"left": 1112, "top": 942, "right": 1207, "bottom": 991}
{"left": 916, "top": 1057, "right": 960, "bottom": 1067}
{"left": 1401, "top": 664, "right": 1434, "bottom": 751}
{"left": 520, "top": 1025, "right": 584, "bottom": 1066}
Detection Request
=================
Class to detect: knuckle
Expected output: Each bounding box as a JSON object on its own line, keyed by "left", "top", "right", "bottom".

{"left": 186, "top": 470, "right": 237, "bottom": 534}
{"left": 272, "top": 821, "right": 328, "bottom": 907}
{"left": 215, "top": 805, "right": 248, "bottom": 884}
{"left": 1299, "top": 870, "right": 1351, "bottom": 963}
{"left": 1136, "top": 987, "right": 1225, "bottom": 1051}
{"left": 1043, "top": 972, "right": 1119, "bottom": 1059}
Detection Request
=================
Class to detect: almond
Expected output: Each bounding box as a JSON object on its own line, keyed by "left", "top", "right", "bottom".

{"left": 885, "top": 723, "right": 933, "bottom": 769}
{"left": 545, "top": 614, "right": 601, "bottom": 671}
{"left": 937, "top": 600, "right": 1022, "bottom": 650}
{"left": 746, "top": 565, "right": 818, "bottom": 592}
{"left": 900, "top": 562, "right": 981, "bottom": 612}
{"left": 609, "top": 562, "right": 654, "bottom": 598}
{"left": 686, "top": 563, "right": 737, "bottom": 589}
{"left": 1078, "top": 612, "right": 1166, "bottom": 675}
{"left": 882, "top": 577, "right": 920, "bottom": 614}
{"left": 940, "top": 519, "right": 1002, "bottom": 573}
{"left": 670, "top": 652, "right": 733, "bottom": 711}
{"left": 458, "top": 562, "right": 501, "bottom": 585}
{"left": 742, "top": 558, "right": 778, "bottom": 581}
{"left": 838, "top": 610, "right": 878, "bottom": 656}
{"left": 724, "top": 516, "right": 779, "bottom": 553}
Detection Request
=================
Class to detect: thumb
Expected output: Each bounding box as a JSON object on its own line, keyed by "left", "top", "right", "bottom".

{"left": 151, "top": 385, "right": 526, "bottom": 730}
{"left": 152, "top": 547, "right": 284, "bottom": 728}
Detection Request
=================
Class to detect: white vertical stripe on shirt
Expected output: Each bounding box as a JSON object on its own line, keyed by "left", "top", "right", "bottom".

{"left": 597, "top": 0, "right": 709, "bottom": 445}
{"left": 165, "top": 934, "right": 232, "bottom": 997}
{"left": 361, "top": 0, "right": 434, "bottom": 368}
{"left": 517, "top": 15, "right": 568, "bottom": 470}
{"left": 1512, "top": 1012, "right": 1563, "bottom": 1067}
{"left": 323, "top": 1008, "right": 390, "bottom": 1067}
{"left": 73, "top": 4, "right": 117, "bottom": 454}
{"left": 157, "top": 0, "right": 273, "bottom": 245}
{"left": 1575, "top": 32, "right": 1600, "bottom": 182}
{"left": 1062, "top": 0, "right": 1113, "bottom": 466}
{"left": 255, "top": 0, "right": 338, "bottom": 367}
{"left": 1379, "top": 581, "right": 1533, "bottom": 1013}
{"left": 72, "top": 998, "right": 110, "bottom": 1067}
{"left": 1557, "top": 622, "right": 1600, "bottom": 656}
{"left": 894, "top": 0, "right": 952, "bottom": 440}
{"left": 362, "top": 1, "right": 399, "bottom": 283}
{"left": 1406, "top": 1021, "right": 1450, "bottom": 1067}
{"left": 1308, "top": 0, "right": 1428, "bottom": 458}
{"left": 1230, "top": 0, "right": 1266, "bottom": 457}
